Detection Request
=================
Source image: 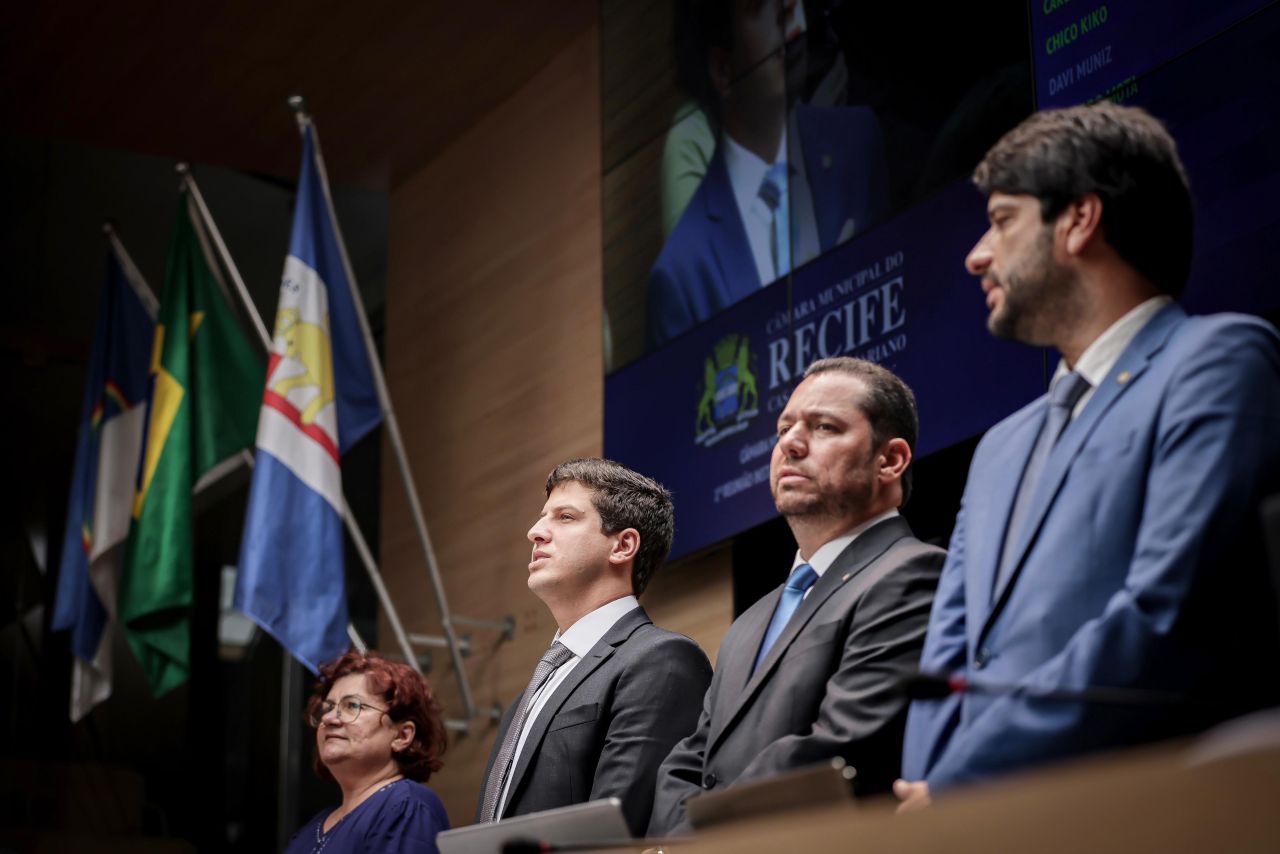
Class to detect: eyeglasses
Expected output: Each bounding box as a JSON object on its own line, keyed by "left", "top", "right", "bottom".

{"left": 310, "top": 695, "right": 389, "bottom": 727}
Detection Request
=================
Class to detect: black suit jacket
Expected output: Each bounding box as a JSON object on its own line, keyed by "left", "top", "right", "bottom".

{"left": 476, "top": 606, "right": 711, "bottom": 836}
{"left": 648, "top": 516, "right": 944, "bottom": 834}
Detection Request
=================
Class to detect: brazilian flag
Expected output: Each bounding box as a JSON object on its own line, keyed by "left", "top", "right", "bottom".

{"left": 119, "top": 192, "right": 262, "bottom": 696}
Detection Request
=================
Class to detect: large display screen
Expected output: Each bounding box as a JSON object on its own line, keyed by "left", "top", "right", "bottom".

{"left": 603, "top": 0, "right": 1280, "bottom": 559}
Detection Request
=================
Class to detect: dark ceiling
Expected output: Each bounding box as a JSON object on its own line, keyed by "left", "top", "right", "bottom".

{"left": 0, "top": 1, "right": 598, "bottom": 601}
{"left": 1, "top": 1, "right": 597, "bottom": 189}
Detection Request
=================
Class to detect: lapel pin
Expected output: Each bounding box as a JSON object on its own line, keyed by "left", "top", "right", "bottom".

{"left": 841, "top": 573, "right": 850, "bottom": 582}
{"left": 1116, "top": 370, "right": 1131, "bottom": 385}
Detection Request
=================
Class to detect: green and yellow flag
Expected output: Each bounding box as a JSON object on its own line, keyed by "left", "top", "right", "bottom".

{"left": 119, "top": 192, "right": 262, "bottom": 696}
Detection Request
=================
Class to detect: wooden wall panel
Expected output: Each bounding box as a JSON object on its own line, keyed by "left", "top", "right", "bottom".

{"left": 642, "top": 548, "right": 734, "bottom": 668}
{"left": 380, "top": 24, "right": 735, "bottom": 826}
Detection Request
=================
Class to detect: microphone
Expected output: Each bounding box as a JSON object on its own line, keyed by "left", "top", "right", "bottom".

{"left": 899, "top": 670, "right": 1185, "bottom": 707}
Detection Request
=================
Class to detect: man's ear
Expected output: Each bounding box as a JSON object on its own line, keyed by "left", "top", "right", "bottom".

{"left": 708, "top": 46, "right": 733, "bottom": 97}
{"left": 609, "top": 529, "right": 640, "bottom": 566}
{"left": 392, "top": 720, "right": 416, "bottom": 753}
{"left": 1059, "top": 193, "right": 1105, "bottom": 258}
{"left": 878, "top": 437, "right": 912, "bottom": 484}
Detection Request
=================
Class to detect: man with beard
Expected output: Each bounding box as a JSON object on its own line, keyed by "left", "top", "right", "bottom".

{"left": 648, "top": 357, "right": 944, "bottom": 834}
{"left": 896, "top": 103, "right": 1280, "bottom": 810}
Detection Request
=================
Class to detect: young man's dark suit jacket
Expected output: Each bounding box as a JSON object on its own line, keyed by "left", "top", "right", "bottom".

{"left": 648, "top": 516, "right": 943, "bottom": 834}
{"left": 476, "top": 605, "right": 711, "bottom": 836}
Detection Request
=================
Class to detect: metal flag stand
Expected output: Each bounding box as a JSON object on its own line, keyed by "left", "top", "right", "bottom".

{"left": 179, "top": 101, "right": 506, "bottom": 732}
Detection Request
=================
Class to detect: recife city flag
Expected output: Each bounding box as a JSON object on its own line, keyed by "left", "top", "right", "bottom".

{"left": 235, "top": 122, "right": 383, "bottom": 673}
{"left": 52, "top": 249, "right": 156, "bottom": 720}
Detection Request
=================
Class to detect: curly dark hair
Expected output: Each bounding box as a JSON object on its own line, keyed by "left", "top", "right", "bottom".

{"left": 305, "top": 651, "right": 447, "bottom": 783}
{"left": 973, "top": 102, "right": 1193, "bottom": 297}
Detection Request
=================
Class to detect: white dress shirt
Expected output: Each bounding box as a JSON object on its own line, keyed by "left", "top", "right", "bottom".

{"left": 495, "top": 594, "right": 640, "bottom": 815}
{"left": 1054, "top": 295, "right": 1172, "bottom": 419}
{"left": 723, "top": 132, "right": 786, "bottom": 287}
{"left": 722, "top": 123, "right": 824, "bottom": 287}
{"left": 790, "top": 508, "right": 899, "bottom": 598}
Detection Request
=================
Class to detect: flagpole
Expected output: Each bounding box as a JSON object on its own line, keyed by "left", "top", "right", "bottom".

{"left": 288, "top": 96, "right": 478, "bottom": 722}
{"left": 179, "top": 167, "right": 404, "bottom": 669}
{"left": 103, "top": 223, "right": 159, "bottom": 319}
{"left": 178, "top": 166, "right": 272, "bottom": 350}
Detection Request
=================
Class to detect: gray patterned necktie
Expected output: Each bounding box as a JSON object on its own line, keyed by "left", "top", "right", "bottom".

{"left": 478, "top": 640, "right": 575, "bottom": 822}
{"left": 994, "top": 370, "right": 1091, "bottom": 598}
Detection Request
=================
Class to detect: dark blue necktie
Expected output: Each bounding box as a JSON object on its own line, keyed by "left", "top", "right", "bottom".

{"left": 994, "top": 370, "right": 1091, "bottom": 598}
{"left": 754, "top": 563, "right": 819, "bottom": 673}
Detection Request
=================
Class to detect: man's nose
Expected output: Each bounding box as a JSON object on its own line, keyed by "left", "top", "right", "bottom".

{"left": 527, "top": 521, "right": 549, "bottom": 543}
{"left": 777, "top": 424, "right": 806, "bottom": 456}
{"left": 965, "top": 229, "right": 994, "bottom": 277}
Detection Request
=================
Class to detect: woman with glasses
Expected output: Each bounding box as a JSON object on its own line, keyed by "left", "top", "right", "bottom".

{"left": 285, "top": 650, "right": 450, "bottom": 853}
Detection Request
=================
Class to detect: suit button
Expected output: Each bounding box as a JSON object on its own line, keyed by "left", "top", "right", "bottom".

{"left": 974, "top": 647, "right": 992, "bottom": 670}
{"left": 703, "top": 773, "right": 717, "bottom": 789}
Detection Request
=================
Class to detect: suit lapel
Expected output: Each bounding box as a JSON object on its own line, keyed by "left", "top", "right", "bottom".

{"left": 968, "top": 403, "right": 1044, "bottom": 625}
{"left": 982, "top": 305, "right": 1185, "bottom": 634}
{"left": 501, "top": 607, "right": 650, "bottom": 816}
{"left": 793, "top": 105, "right": 841, "bottom": 250}
{"left": 707, "top": 517, "right": 912, "bottom": 757}
{"left": 706, "top": 592, "right": 778, "bottom": 752}
{"left": 701, "top": 151, "right": 764, "bottom": 302}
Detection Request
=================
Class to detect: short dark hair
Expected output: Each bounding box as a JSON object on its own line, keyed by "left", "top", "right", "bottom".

{"left": 803, "top": 357, "right": 919, "bottom": 507}
{"left": 973, "top": 102, "right": 1193, "bottom": 297}
{"left": 545, "top": 458, "right": 675, "bottom": 596}
{"left": 305, "top": 651, "right": 447, "bottom": 784}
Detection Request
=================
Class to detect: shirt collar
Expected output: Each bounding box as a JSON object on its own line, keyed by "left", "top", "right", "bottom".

{"left": 722, "top": 128, "right": 788, "bottom": 226}
{"left": 790, "top": 509, "right": 899, "bottom": 577}
{"left": 1054, "top": 295, "right": 1172, "bottom": 388}
{"left": 553, "top": 595, "right": 640, "bottom": 658}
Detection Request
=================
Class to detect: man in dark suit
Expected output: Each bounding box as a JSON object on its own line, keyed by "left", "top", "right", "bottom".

{"left": 646, "top": 0, "right": 889, "bottom": 347}
{"left": 896, "top": 103, "right": 1280, "bottom": 810}
{"left": 475, "top": 459, "right": 711, "bottom": 836}
{"left": 648, "top": 358, "right": 944, "bottom": 834}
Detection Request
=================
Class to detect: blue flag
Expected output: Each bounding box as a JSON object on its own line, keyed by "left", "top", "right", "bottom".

{"left": 52, "top": 249, "right": 156, "bottom": 720}
{"left": 235, "top": 123, "right": 384, "bottom": 673}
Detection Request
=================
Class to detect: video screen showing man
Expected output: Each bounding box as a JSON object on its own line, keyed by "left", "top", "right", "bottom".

{"left": 474, "top": 459, "right": 711, "bottom": 836}
{"left": 647, "top": 0, "right": 890, "bottom": 348}
{"left": 896, "top": 103, "right": 1280, "bottom": 810}
{"left": 649, "top": 358, "right": 944, "bottom": 834}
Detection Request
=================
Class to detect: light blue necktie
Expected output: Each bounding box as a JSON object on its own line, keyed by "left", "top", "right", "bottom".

{"left": 758, "top": 161, "right": 791, "bottom": 280}
{"left": 994, "top": 370, "right": 1091, "bottom": 598}
{"left": 754, "top": 563, "right": 819, "bottom": 673}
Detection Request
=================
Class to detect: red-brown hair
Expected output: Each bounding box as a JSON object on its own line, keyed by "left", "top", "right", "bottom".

{"left": 305, "top": 650, "right": 447, "bottom": 783}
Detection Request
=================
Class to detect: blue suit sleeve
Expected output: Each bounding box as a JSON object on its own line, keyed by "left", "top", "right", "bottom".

{"left": 925, "top": 322, "right": 1280, "bottom": 790}
{"left": 902, "top": 501, "right": 971, "bottom": 780}
{"left": 647, "top": 265, "right": 694, "bottom": 350}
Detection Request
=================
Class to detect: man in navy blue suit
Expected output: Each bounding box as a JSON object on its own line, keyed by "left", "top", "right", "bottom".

{"left": 646, "top": 0, "right": 889, "bottom": 348}
{"left": 896, "top": 102, "right": 1280, "bottom": 809}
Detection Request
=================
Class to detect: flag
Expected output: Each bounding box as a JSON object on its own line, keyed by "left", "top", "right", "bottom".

{"left": 51, "top": 249, "right": 156, "bottom": 721}
{"left": 119, "top": 193, "right": 263, "bottom": 696}
{"left": 234, "top": 122, "right": 383, "bottom": 673}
